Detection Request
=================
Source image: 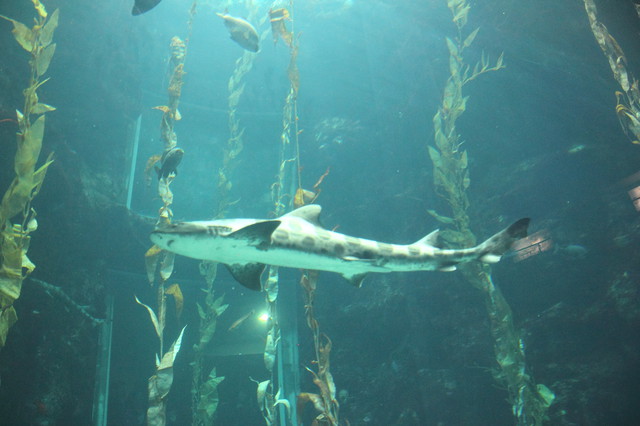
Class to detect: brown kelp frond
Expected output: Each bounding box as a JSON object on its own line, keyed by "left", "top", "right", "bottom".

{"left": 583, "top": 0, "right": 640, "bottom": 145}
{"left": 425, "top": 1, "right": 554, "bottom": 424}
{"left": 1, "top": 0, "right": 57, "bottom": 349}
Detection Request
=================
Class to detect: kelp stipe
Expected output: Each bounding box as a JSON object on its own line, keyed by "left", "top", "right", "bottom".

{"left": 582, "top": 0, "right": 640, "bottom": 145}
{"left": 139, "top": 4, "right": 199, "bottom": 426}
{"left": 427, "top": 1, "right": 554, "bottom": 424}
{"left": 0, "top": 0, "right": 56, "bottom": 350}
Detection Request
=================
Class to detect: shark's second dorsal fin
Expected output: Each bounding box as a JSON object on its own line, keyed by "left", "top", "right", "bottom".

{"left": 229, "top": 220, "right": 281, "bottom": 248}
{"left": 413, "top": 229, "right": 440, "bottom": 247}
{"left": 225, "top": 263, "right": 265, "bottom": 291}
{"left": 283, "top": 204, "right": 323, "bottom": 227}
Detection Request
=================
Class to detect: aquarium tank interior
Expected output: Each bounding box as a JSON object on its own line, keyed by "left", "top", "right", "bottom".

{"left": 1, "top": 0, "right": 639, "bottom": 425}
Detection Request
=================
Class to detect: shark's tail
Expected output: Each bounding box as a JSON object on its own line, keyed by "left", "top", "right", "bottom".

{"left": 477, "top": 218, "right": 530, "bottom": 263}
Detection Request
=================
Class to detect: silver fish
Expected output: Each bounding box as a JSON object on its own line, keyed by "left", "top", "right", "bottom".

{"left": 216, "top": 12, "right": 260, "bottom": 52}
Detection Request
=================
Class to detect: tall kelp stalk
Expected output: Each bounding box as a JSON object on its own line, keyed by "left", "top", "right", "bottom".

{"left": 297, "top": 271, "right": 339, "bottom": 426}
{"left": 582, "top": 0, "right": 640, "bottom": 145}
{"left": 0, "top": 0, "right": 56, "bottom": 351}
{"left": 426, "top": 1, "right": 554, "bottom": 424}
{"left": 247, "top": 5, "right": 301, "bottom": 425}
{"left": 268, "top": 6, "right": 341, "bottom": 426}
{"left": 140, "top": 4, "right": 198, "bottom": 425}
{"left": 190, "top": 3, "right": 268, "bottom": 423}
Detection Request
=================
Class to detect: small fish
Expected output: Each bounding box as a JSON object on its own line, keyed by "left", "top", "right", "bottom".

{"left": 216, "top": 12, "right": 260, "bottom": 52}
{"left": 132, "top": 0, "right": 161, "bottom": 16}
{"left": 557, "top": 244, "right": 588, "bottom": 259}
{"left": 228, "top": 309, "right": 255, "bottom": 331}
{"left": 156, "top": 147, "right": 184, "bottom": 179}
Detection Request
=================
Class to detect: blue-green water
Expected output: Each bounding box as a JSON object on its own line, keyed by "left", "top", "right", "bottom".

{"left": 0, "top": 0, "right": 639, "bottom": 425}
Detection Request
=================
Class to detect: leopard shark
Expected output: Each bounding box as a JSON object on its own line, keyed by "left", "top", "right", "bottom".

{"left": 150, "top": 205, "right": 530, "bottom": 291}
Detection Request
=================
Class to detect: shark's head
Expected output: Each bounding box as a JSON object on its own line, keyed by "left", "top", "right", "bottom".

{"left": 150, "top": 221, "right": 209, "bottom": 253}
{"left": 150, "top": 219, "right": 281, "bottom": 261}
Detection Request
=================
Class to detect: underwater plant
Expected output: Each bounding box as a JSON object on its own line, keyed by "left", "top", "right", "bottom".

{"left": 216, "top": 1, "right": 269, "bottom": 219}
{"left": 0, "top": 0, "right": 57, "bottom": 350}
{"left": 297, "top": 271, "right": 340, "bottom": 426}
{"left": 267, "top": 5, "right": 342, "bottom": 425}
{"left": 140, "top": 4, "right": 201, "bottom": 425}
{"left": 426, "top": 1, "right": 554, "bottom": 424}
{"left": 582, "top": 0, "right": 640, "bottom": 145}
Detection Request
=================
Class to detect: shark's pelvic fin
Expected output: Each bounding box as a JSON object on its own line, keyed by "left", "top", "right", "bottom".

{"left": 341, "top": 272, "right": 368, "bottom": 288}
{"left": 225, "top": 262, "right": 266, "bottom": 291}
{"left": 229, "top": 220, "right": 281, "bottom": 249}
{"left": 283, "top": 204, "right": 323, "bottom": 227}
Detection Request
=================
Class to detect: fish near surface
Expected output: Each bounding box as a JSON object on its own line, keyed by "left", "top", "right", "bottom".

{"left": 151, "top": 205, "right": 530, "bottom": 291}
{"left": 132, "top": 0, "right": 161, "bottom": 15}
{"left": 216, "top": 12, "right": 260, "bottom": 52}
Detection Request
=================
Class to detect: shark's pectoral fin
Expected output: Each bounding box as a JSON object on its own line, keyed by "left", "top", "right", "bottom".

{"left": 225, "top": 263, "right": 266, "bottom": 291}
{"left": 341, "top": 272, "right": 368, "bottom": 288}
{"left": 228, "top": 220, "right": 281, "bottom": 249}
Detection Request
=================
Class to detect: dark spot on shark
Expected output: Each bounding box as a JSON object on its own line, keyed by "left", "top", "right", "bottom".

{"left": 167, "top": 239, "right": 175, "bottom": 247}
{"left": 301, "top": 236, "right": 315, "bottom": 247}
{"left": 345, "top": 237, "right": 362, "bottom": 253}
{"left": 408, "top": 246, "right": 421, "bottom": 256}
{"left": 334, "top": 243, "right": 345, "bottom": 256}
{"left": 361, "top": 249, "right": 375, "bottom": 259}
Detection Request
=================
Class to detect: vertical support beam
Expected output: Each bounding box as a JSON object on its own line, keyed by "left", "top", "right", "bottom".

{"left": 92, "top": 293, "right": 114, "bottom": 426}
{"left": 126, "top": 114, "right": 142, "bottom": 210}
{"left": 276, "top": 278, "right": 299, "bottom": 426}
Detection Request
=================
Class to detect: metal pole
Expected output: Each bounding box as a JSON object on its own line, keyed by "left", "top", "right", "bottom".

{"left": 92, "top": 293, "right": 114, "bottom": 426}
{"left": 126, "top": 114, "right": 142, "bottom": 210}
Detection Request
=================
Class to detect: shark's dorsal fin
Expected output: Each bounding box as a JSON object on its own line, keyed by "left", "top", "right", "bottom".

{"left": 225, "top": 263, "right": 265, "bottom": 291}
{"left": 283, "top": 204, "right": 323, "bottom": 227}
{"left": 413, "top": 229, "right": 440, "bottom": 247}
{"left": 228, "top": 220, "right": 281, "bottom": 249}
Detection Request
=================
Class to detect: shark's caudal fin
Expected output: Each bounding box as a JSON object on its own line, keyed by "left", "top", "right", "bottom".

{"left": 478, "top": 218, "right": 530, "bottom": 263}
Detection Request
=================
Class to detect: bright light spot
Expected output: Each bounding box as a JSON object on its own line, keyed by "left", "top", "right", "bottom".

{"left": 258, "top": 312, "right": 270, "bottom": 322}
